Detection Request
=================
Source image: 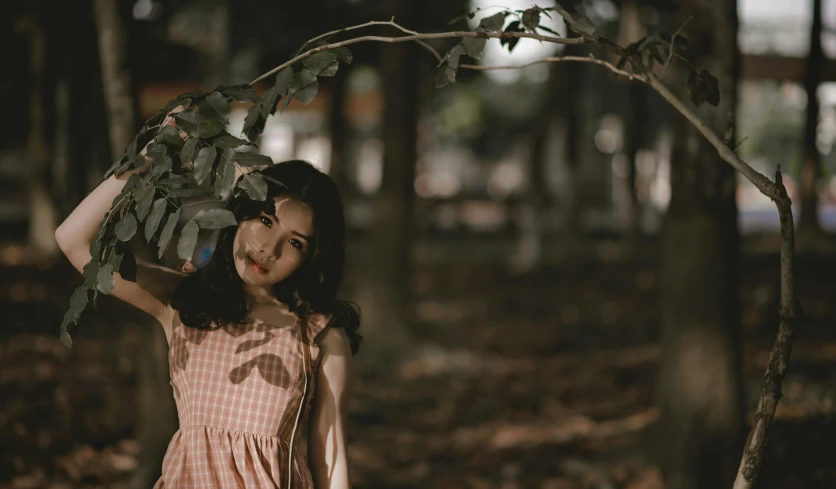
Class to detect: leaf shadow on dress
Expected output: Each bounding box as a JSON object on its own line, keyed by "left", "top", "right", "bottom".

{"left": 169, "top": 326, "right": 209, "bottom": 372}
{"left": 228, "top": 352, "right": 291, "bottom": 388}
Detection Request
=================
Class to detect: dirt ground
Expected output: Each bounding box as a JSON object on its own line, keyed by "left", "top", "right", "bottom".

{"left": 1, "top": 240, "right": 835, "bottom": 489}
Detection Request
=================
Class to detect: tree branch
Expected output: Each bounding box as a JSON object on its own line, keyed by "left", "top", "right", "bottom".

{"left": 218, "top": 18, "right": 806, "bottom": 487}
{"left": 251, "top": 20, "right": 583, "bottom": 85}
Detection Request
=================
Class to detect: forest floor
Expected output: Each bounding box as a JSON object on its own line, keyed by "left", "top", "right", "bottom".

{"left": 1, "top": 239, "right": 835, "bottom": 489}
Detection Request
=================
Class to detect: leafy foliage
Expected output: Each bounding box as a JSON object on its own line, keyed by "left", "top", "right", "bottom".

{"left": 57, "top": 47, "right": 356, "bottom": 346}
{"left": 60, "top": 7, "right": 721, "bottom": 346}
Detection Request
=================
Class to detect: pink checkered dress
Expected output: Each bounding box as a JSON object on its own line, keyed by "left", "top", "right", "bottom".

{"left": 153, "top": 312, "right": 330, "bottom": 489}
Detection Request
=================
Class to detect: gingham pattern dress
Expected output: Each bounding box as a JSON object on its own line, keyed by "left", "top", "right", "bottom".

{"left": 153, "top": 312, "right": 331, "bottom": 489}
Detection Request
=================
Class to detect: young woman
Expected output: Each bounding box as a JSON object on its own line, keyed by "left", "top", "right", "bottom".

{"left": 56, "top": 150, "right": 360, "bottom": 488}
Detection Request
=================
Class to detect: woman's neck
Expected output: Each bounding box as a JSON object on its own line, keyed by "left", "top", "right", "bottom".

{"left": 243, "top": 283, "right": 280, "bottom": 307}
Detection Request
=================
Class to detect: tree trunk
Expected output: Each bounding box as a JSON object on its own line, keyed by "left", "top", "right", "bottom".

{"left": 358, "top": 1, "right": 420, "bottom": 361}
{"left": 656, "top": 1, "right": 745, "bottom": 488}
{"left": 510, "top": 64, "right": 560, "bottom": 273}
{"left": 93, "top": 0, "right": 135, "bottom": 160}
{"left": 798, "top": 0, "right": 823, "bottom": 239}
{"left": 328, "top": 66, "right": 351, "bottom": 195}
{"left": 27, "top": 16, "right": 59, "bottom": 256}
{"left": 92, "top": 2, "right": 177, "bottom": 487}
{"left": 618, "top": 0, "right": 645, "bottom": 237}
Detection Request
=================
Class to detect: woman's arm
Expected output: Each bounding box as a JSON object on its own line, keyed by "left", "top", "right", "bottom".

{"left": 308, "top": 326, "right": 353, "bottom": 489}
{"left": 55, "top": 118, "right": 184, "bottom": 332}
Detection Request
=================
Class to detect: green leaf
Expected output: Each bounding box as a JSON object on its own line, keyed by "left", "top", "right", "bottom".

{"left": 159, "top": 173, "right": 190, "bottom": 184}
{"left": 157, "top": 209, "right": 181, "bottom": 259}
{"left": 559, "top": 7, "right": 596, "bottom": 36}
{"left": 59, "top": 331, "right": 73, "bottom": 349}
{"left": 215, "top": 160, "right": 237, "bottom": 201}
{"left": 197, "top": 119, "right": 225, "bottom": 139}
{"left": 700, "top": 69, "right": 720, "bottom": 106}
{"left": 104, "top": 154, "right": 127, "bottom": 179}
{"left": 290, "top": 68, "right": 318, "bottom": 105}
{"left": 444, "top": 45, "right": 467, "bottom": 84}
{"left": 175, "top": 110, "right": 207, "bottom": 125}
{"left": 194, "top": 208, "right": 238, "bottom": 229}
{"left": 197, "top": 91, "right": 231, "bottom": 124}
{"left": 83, "top": 260, "right": 100, "bottom": 288}
{"left": 119, "top": 249, "right": 136, "bottom": 282}
{"left": 433, "top": 62, "right": 452, "bottom": 88}
{"left": 136, "top": 185, "right": 156, "bottom": 221}
{"left": 177, "top": 89, "right": 209, "bottom": 102}
{"left": 262, "top": 68, "right": 293, "bottom": 118}
{"left": 462, "top": 37, "right": 486, "bottom": 59}
{"left": 180, "top": 137, "right": 200, "bottom": 164}
{"left": 240, "top": 172, "right": 268, "bottom": 200}
{"left": 212, "top": 133, "right": 248, "bottom": 149}
{"left": 232, "top": 151, "right": 273, "bottom": 167}
{"left": 146, "top": 143, "right": 168, "bottom": 161}
{"left": 500, "top": 21, "right": 525, "bottom": 52}
{"left": 175, "top": 111, "right": 207, "bottom": 135}
{"left": 167, "top": 188, "right": 208, "bottom": 198}
{"left": 157, "top": 125, "right": 184, "bottom": 150}
{"left": 114, "top": 213, "right": 137, "bottom": 241}
{"left": 193, "top": 146, "right": 218, "bottom": 185}
{"left": 479, "top": 11, "right": 508, "bottom": 32}
{"left": 331, "top": 46, "right": 353, "bottom": 64}
{"left": 243, "top": 103, "right": 267, "bottom": 142}
{"left": 304, "top": 51, "right": 339, "bottom": 76}
{"left": 177, "top": 219, "right": 199, "bottom": 260}
{"left": 521, "top": 8, "right": 541, "bottom": 31}
{"left": 687, "top": 70, "right": 719, "bottom": 107}
{"left": 89, "top": 238, "right": 101, "bottom": 260}
{"left": 69, "top": 285, "right": 89, "bottom": 312}
{"left": 108, "top": 248, "right": 123, "bottom": 273}
{"left": 96, "top": 264, "right": 115, "bottom": 294}
{"left": 149, "top": 156, "right": 172, "bottom": 179}
{"left": 145, "top": 198, "right": 167, "bottom": 241}
{"left": 224, "top": 85, "right": 263, "bottom": 104}
{"left": 318, "top": 60, "right": 339, "bottom": 77}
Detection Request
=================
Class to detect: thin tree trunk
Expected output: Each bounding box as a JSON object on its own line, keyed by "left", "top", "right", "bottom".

{"left": 93, "top": 0, "right": 135, "bottom": 160}
{"left": 27, "top": 16, "right": 59, "bottom": 256}
{"left": 656, "top": 0, "right": 744, "bottom": 488}
{"left": 511, "top": 64, "right": 559, "bottom": 273}
{"left": 798, "top": 0, "right": 823, "bottom": 238}
{"left": 618, "top": 0, "right": 645, "bottom": 237}
{"left": 359, "top": 0, "right": 420, "bottom": 360}
{"left": 328, "top": 66, "right": 351, "bottom": 195}
{"left": 92, "top": 3, "right": 177, "bottom": 488}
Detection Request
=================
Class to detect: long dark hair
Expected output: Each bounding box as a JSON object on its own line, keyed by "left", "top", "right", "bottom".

{"left": 170, "top": 160, "right": 361, "bottom": 355}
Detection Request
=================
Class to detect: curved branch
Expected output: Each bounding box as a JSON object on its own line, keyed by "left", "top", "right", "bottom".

{"left": 245, "top": 20, "right": 801, "bottom": 488}
{"left": 251, "top": 20, "right": 583, "bottom": 85}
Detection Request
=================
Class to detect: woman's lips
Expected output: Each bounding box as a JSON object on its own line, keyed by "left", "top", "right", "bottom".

{"left": 246, "top": 256, "right": 269, "bottom": 274}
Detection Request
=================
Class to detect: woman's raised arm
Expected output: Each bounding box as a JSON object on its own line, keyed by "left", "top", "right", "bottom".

{"left": 54, "top": 165, "right": 181, "bottom": 331}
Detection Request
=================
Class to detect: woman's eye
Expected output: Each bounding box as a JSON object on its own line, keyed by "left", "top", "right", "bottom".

{"left": 289, "top": 239, "right": 303, "bottom": 250}
{"left": 259, "top": 216, "right": 271, "bottom": 226}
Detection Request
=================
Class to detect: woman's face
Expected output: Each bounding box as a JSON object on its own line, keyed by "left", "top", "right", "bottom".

{"left": 232, "top": 196, "right": 315, "bottom": 287}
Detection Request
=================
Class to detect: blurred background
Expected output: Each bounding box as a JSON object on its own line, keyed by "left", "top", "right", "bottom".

{"left": 2, "top": 0, "right": 836, "bottom": 488}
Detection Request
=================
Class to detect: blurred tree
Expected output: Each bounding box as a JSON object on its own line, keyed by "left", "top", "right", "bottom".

{"left": 655, "top": 0, "right": 745, "bottom": 488}
{"left": 94, "top": 0, "right": 135, "bottom": 160}
{"left": 26, "top": 12, "right": 58, "bottom": 255}
{"left": 617, "top": 0, "right": 646, "bottom": 237}
{"left": 362, "top": 0, "right": 422, "bottom": 355}
{"left": 799, "top": 0, "right": 823, "bottom": 239}
{"left": 92, "top": 2, "right": 178, "bottom": 488}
